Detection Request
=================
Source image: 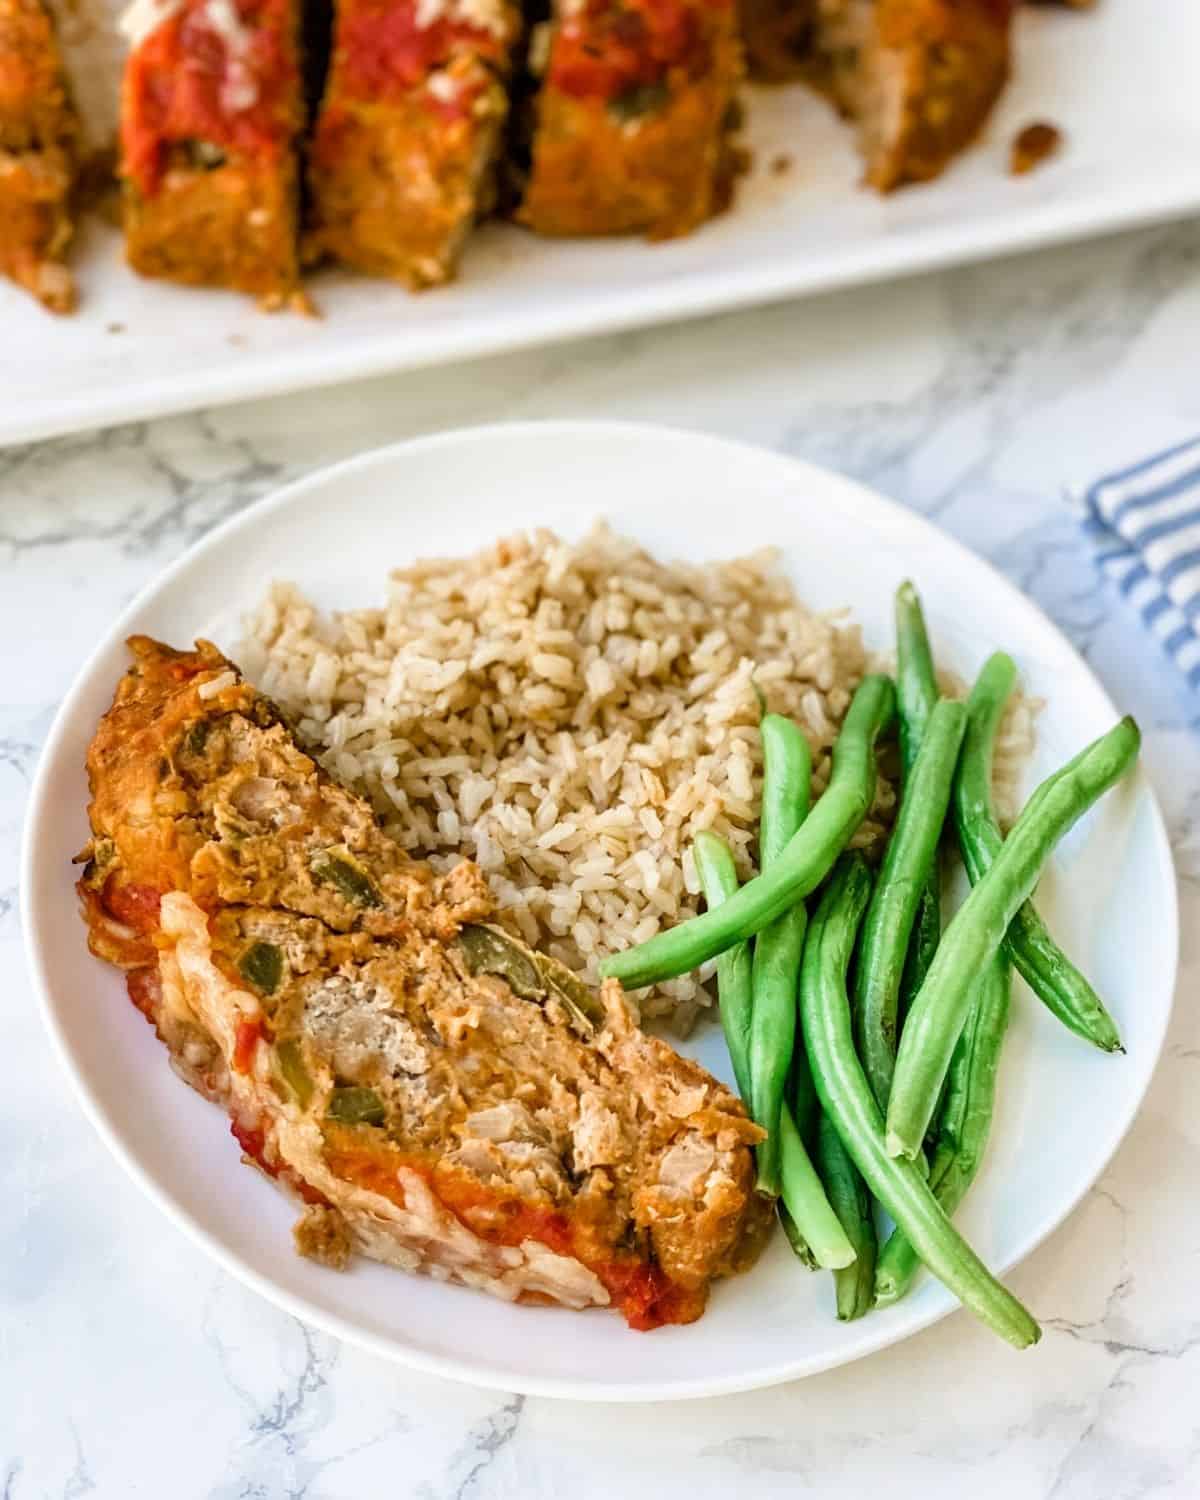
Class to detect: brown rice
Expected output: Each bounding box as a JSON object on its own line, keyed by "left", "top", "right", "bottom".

{"left": 238, "top": 524, "right": 1030, "bottom": 1027}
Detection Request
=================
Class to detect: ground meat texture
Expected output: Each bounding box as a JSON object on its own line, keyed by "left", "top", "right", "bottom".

{"left": 0, "top": 0, "right": 79, "bottom": 311}
{"left": 809, "top": 0, "right": 1014, "bottom": 192}
{"left": 294, "top": 1203, "right": 353, "bottom": 1268}
{"left": 119, "top": 0, "right": 307, "bottom": 307}
{"left": 78, "top": 636, "right": 769, "bottom": 1329}
{"left": 739, "top": 0, "right": 816, "bottom": 82}
{"left": 517, "top": 0, "right": 744, "bottom": 240}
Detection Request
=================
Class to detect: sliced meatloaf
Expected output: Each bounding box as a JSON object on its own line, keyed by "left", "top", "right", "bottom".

{"left": 517, "top": 0, "right": 743, "bottom": 240}
{"left": 118, "top": 0, "right": 307, "bottom": 307}
{"left": 77, "top": 636, "right": 768, "bottom": 1328}
{"left": 810, "top": 0, "right": 1014, "bottom": 191}
{"left": 305, "top": 0, "right": 521, "bottom": 287}
{"left": 0, "top": 0, "right": 79, "bottom": 312}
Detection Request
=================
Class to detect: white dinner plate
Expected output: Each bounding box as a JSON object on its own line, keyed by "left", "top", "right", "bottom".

{"left": 8, "top": 0, "right": 1200, "bottom": 446}
{"left": 23, "top": 422, "right": 1177, "bottom": 1400}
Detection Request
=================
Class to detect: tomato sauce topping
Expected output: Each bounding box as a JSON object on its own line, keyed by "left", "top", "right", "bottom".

{"left": 597, "top": 1257, "right": 703, "bottom": 1330}
{"left": 232, "top": 1017, "right": 263, "bottom": 1073}
{"left": 548, "top": 0, "right": 722, "bottom": 104}
{"left": 333, "top": 0, "right": 504, "bottom": 105}
{"left": 122, "top": 0, "right": 297, "bottom": 197}
{"left": 103, "top": 876, "right": 163, "bottom": 934}
{"left": 77, "top": 878, "right": 155, "bottom": 969}
{"left": 126, "top": 966, "right": 163, "bottom": 1020}
{"left": 328, "top": 1144, "right": 702, "bottom": 1331}
{"left": 231, "top": 1116, "right": 273, "bottom": 1169}
{"left": 232, "top": 1116, "right": 328, "bottom": 1204}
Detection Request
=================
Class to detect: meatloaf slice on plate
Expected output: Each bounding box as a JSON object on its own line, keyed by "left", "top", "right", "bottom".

{"left": 77, "top": 637, "right": 768, "bottom": 1329}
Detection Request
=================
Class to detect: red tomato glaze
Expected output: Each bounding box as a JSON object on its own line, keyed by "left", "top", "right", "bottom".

{"left": 103, "top": 877, "right": 163, "bottom": 934}
{"left": 232, "top": 1115, "right": 328, "bottom": 1205}
{"left": 328, "top": 1145, "right": 703, "bottom": 1330}
{"left": 335, "top": 0, "right": 505, "bottom": 103}
{"left": 122, "top": 0, "right": 297, "bottom": 196}
{"left": 126, "top": 966, "right": 163, "bottom": 1020}
{"left": 548, "top": 0, "right": 724, "bottom": 103}
{"left": 232, "top": 1017, "right": 263, "bottom": 1073}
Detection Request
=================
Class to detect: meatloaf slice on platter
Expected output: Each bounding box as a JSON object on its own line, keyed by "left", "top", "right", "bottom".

{"left": 517, "top": 0, "right": 743, "bottom": 240}
{"left": 809, "top": 0, "right": 1014, "bottom": 191}
{"left": 118, "top": 0, "right": 307, "bottom": 307}
{"left": 0, "top": 0, "right": 79, "bottom": 312}
{"left": 305, "top": 0, "right": 521, "bottom": 287}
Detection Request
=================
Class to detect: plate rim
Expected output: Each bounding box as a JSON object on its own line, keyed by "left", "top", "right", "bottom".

{"left": 22, "top": 419, "right": 1180, "bottom": 1400}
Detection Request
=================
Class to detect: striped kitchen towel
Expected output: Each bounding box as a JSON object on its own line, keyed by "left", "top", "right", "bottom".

{"left": 1079, "top": 434, "right": 1200, "bottom": 690}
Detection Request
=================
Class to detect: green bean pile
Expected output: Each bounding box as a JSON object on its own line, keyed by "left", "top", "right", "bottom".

{"left": 600, "top": 583, "right": 1142, "bottom": 1347}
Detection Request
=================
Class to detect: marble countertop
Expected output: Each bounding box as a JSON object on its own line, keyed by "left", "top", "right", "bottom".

{"left": 5, "top": 219, "right": 1200, "bottom": 1499}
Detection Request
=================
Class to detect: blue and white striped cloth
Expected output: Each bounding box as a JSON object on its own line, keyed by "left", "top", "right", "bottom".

{"left": 1079, "top": 434, "right": 1200, "bottom": 691}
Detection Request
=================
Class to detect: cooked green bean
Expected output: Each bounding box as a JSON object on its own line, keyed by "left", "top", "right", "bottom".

{"left": 779, "top": 1105, "right": 857, "bottom": 1271}
{"left": 759, "top": 713, "right": 813, "bottom": 865}
{"left": 800, "top": 855, "right": 1040, "bottom": 1349}
{"left": 809, "top": 848, "right": 879, "bottom": 1317}
{"left": 778, "top": 1201, "right": 818, "bottom": 1270}
{"left": 753, "top": 718, "right": 854, "bottom": 1266}
{"left": 751, "top": 914, "right": 806, "bottom": 1195}
{"left": 816, "top": 1106, "right": 877, "bottom": 1319}
{"left": 696, "top": 832, "right": 809, "bottom": 1260}
{"left": 956, "top": 652, "right": 1123, "bottom": 1054}
{"left": 695, "top": 828, "right": 853, "bottom": 1270}
{"left": 790, "top": 1030, "right": 820, "bottom": 1141}
{"left": 888, "top": 716, "right": 1141, "bottom": 1160}
{"left": 750, "top": 715, "right": 812, "bottom": 1196}
{"left": 855, "top": 698, "right": 967, "bottom": 1111}
{"left": 693, "top": 831, "right": 754, "bottom": 1103}
{"left": 600, "top": 675, "right": 895, "bottom": 988}
{"left": 786, "top": 1022, "right": 840, "bottom": 1255}
{"left": 894, "top": 581, "right": 942, "bottom": 1028}
{"left": 895, "top": 581, "right": 939, "bottom": 779}
{"left": 900, "top": 880, "right": 941, "bottom": 1030}
{"left": 875, "top": 953, "right": 1012, "bottom": 1306}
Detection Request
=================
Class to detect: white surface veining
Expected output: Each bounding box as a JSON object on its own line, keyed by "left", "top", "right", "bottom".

{"left": 4, "top": 218, "right": 1200, "bottom": 1497}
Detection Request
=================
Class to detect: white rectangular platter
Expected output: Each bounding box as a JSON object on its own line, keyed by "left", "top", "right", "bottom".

{"left": 6, "top": 0, "right": 1200, "bottom": 447}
